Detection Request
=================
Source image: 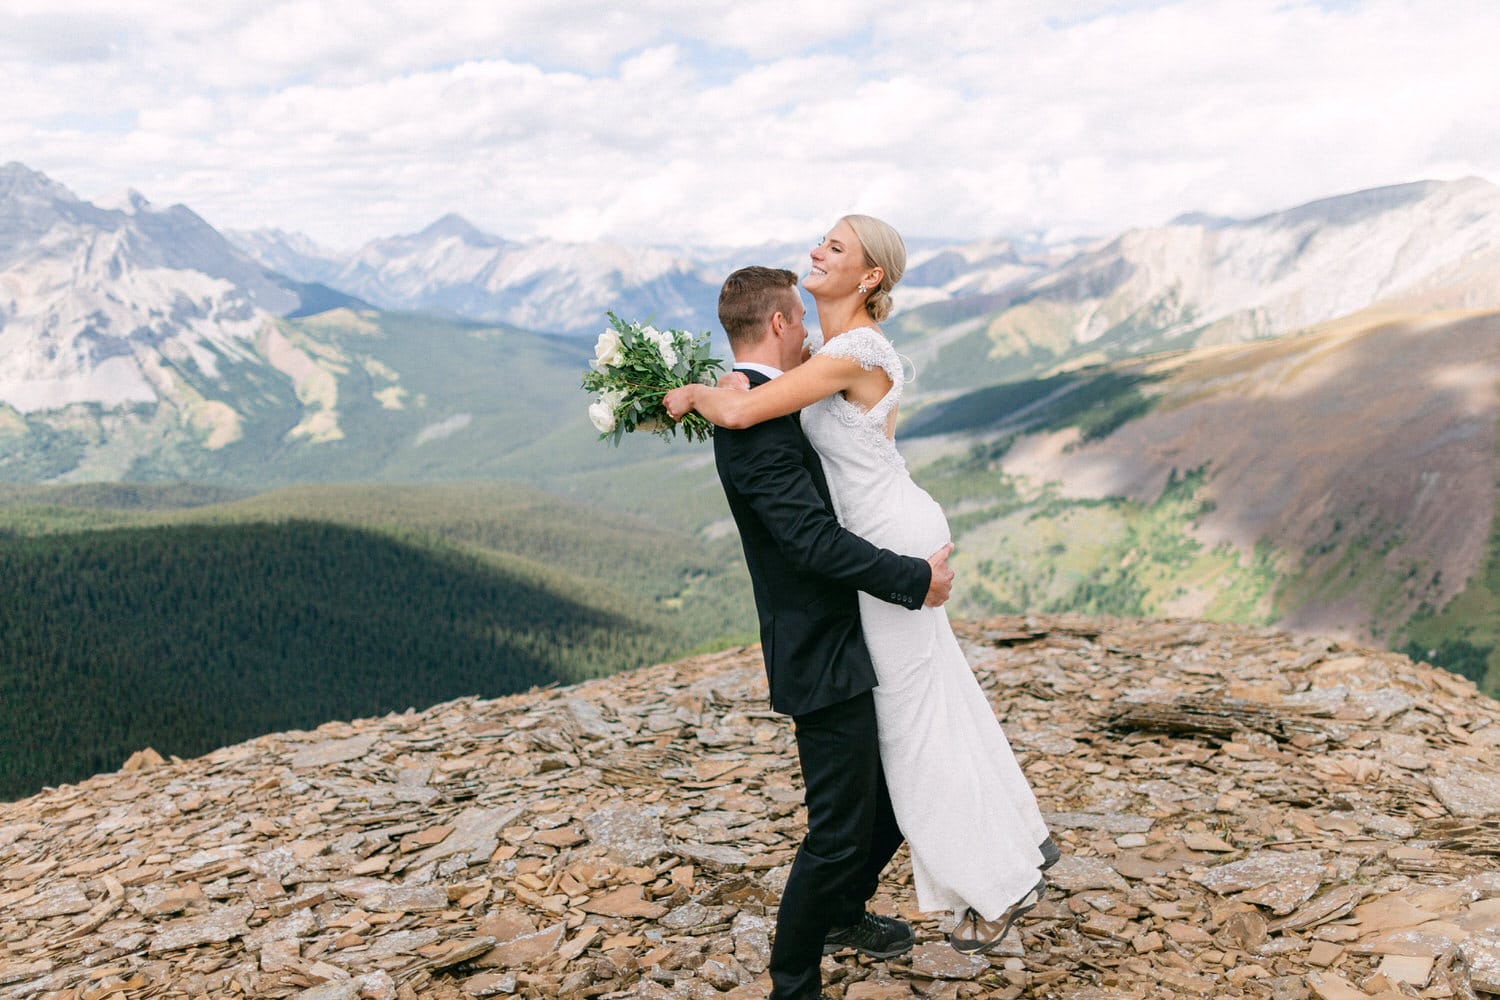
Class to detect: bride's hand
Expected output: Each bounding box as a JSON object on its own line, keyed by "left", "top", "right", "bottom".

{"left": 716, "top": 371, "right": 751, "bottom": 391}
{"left": 663, "top": 384, "right": 695, "bottom": 421}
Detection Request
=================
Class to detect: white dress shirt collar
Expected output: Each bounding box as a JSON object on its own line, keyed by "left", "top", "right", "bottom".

{"left": 734, "top": 361, "right": 783, "bottom": 380}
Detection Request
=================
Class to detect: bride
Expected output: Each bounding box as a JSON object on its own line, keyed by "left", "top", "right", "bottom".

{"left": 665, "top": 215, "right": 1056, "bottom": 952}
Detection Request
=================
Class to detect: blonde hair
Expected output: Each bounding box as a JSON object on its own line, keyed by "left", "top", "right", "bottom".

{"left": 842, "top": 214, "right": 906, "bottom": 323}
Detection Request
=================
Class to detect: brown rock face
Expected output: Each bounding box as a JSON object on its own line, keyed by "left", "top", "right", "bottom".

{"left": 1, "top": 615, "right": 1498, "bottom": 998}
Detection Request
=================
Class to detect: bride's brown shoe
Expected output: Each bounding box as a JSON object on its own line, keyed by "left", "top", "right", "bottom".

{"left": 949, "top": 878, "right": 1045, "bottom": 955}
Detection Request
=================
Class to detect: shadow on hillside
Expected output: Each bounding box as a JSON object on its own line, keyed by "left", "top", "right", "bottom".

{"left": 902, "top": 368, "right": 1164, "bottom": 442}
{"left": 0, "top": 520, "right": 644, "bottom": 800}
{"left": 906, "top": 312, "right": 1500, "bottom": 660}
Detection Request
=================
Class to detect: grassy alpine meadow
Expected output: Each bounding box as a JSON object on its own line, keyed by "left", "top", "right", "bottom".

{"left": 1397, "top": 489, "right": 1500, "bottom": 697}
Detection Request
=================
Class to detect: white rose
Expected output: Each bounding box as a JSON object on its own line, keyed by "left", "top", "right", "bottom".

{"left": 593, "top": 329, "right": 623, "bottom": 368}
{"left": 588, "top": 398, "right": 617, "bottom": 433}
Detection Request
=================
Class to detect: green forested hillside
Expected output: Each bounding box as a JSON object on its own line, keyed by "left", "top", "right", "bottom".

{"left": 1398, "top": 503, "right": 1500, "bottom": 690}
{"left": 893, "top": 312, "right": 1500, "bottom": 695}
{"left": 0, "top": 481, "right": 755, "bottom": 800}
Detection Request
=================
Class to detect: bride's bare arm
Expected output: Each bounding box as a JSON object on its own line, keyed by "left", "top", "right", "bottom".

{"left": 664, "top": 354, "right": 870, "bottom": 429}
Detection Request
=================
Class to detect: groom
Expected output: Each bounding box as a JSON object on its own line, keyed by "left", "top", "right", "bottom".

{"left": 701, "top": 266, "right": 954, "bottom": 1000}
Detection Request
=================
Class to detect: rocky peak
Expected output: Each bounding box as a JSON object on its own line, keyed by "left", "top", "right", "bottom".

{"left": 0, "top": 161, "right": 75, "bottom": 203}
{"left": 0, "top": 162, "right": 321, "bottom": 416}
{"left": 0, "top": 162, "right": 120, "bottom": 258}
{"left": 126, "top": 197, "right": 291, "bottom": 304}
{"left": 115, "top": 188, "right": 149, "bottom": 213}
{"left": 2, "top": 615, "right": 1497, "bottom": 998}
{"left": 360, "top": 215, "right": 506, "bottom": 264}
{"left": 0, "top": 161, "right": 297, "bottom": 306}
{"left": 998, "top": 175, "right": 1500, "bottom": 362}
{"left": 417, "top": 214, "right": 507, "bottom": 248}
{"left": 1261, "top": 179, "right": 1449, "bottom": 230}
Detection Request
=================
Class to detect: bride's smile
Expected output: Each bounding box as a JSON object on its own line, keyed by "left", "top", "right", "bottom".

{"left": 803, "top": 218, "right": 890, "bottom": 339}
{"left": 805, "top": 219, "right": 880, "bottom": 301}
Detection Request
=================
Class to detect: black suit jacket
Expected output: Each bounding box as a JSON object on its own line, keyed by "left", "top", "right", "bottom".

{"left": 714, "top": 369, "right": 931, "bottom": 716}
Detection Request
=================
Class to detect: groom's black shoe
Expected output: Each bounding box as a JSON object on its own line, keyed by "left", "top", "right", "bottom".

{"left": 1040, "top": 835, "right": 1061, "bottom": 871}
{"left": 822, "top": 912, "right": 915, "bottom": 959}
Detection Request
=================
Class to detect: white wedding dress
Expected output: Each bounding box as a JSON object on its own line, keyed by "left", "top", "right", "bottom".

{"left": 801, "top": 326, "right": 1052, "bottom": 920}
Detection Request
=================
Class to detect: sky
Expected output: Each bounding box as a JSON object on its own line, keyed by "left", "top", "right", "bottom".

{"left": 3, "top": 0, "right": 1497, "bottom": 251}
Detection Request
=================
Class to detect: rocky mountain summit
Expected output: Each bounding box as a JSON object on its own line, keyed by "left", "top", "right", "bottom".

{"left": 3, "top": 615, "right": 1499, "bottom": 1000}
{"left": 1022, "top": 177, "right": 1500, "bottom": 346}
{"left": 0, "top": 162, "right": 339, "bottom": 416}
{"left": 895, "top": 177, "right": 1500, "bottom": 390}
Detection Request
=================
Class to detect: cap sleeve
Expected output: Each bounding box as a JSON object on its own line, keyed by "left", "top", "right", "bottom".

{"left": 815, "top": 327, "right": 902, "bottom": 387}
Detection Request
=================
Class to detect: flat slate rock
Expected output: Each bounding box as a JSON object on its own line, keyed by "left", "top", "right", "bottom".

{"left": 2, "top": 616, "right": 1498, "bottom": 999}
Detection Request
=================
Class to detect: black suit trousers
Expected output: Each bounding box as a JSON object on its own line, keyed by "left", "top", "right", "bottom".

{"left": 769, "top": 689, "right": 904, "bottom": 999}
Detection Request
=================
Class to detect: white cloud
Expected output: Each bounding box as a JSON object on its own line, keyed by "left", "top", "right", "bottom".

{"left": 2, "top": 0, "right": 1497, "bottom": 249}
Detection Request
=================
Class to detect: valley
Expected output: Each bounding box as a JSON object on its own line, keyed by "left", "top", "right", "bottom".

{"left": 897, "top": 308, "right": 1500, "bottom": 689}
{"left": 4, "top": 160, "right": 1499, "bottom": 799}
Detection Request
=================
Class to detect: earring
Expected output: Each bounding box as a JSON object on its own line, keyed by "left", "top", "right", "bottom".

{"left": 858, "top": 284, "right": 867, "bottom": 295}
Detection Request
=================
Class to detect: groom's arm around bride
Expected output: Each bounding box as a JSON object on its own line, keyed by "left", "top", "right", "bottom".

{"left": 706, "top": 271, "right": 951, "bottom": 717}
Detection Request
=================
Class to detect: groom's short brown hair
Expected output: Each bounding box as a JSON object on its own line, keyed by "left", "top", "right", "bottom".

{"left": 718, "top": 266, "right": 799, "bottom": 351}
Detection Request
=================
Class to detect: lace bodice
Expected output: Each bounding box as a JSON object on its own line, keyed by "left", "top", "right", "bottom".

{"left": 805, "top": 326, "right": 906, "bottom": 474}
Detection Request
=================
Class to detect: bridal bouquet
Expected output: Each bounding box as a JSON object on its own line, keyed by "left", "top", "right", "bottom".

{"left": 582, "top": 312, "right": 724, "bottom": 444}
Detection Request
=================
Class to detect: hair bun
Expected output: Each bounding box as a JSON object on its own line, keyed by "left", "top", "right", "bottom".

{"left": 841, "top": 214, "right": 904, "bottom": 324}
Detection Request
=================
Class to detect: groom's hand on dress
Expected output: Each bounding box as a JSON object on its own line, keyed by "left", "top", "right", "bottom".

{"left": 924, "top": 543, "right": 955, "bottom": 607}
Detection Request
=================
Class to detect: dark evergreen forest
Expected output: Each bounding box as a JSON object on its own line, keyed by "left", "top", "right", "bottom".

{"left": 0, "top": 520, "right": 657, "bottom": 800}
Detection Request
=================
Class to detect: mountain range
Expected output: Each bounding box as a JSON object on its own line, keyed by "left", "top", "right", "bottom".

{"left": 12, "top": 158, "right": 1499, "bottom": 429}
{"left": 0, "top": 163, "right": 357, "bottom": 416}
{"left": 226, "top": 215, "right": 1071, "bottom": 339}
{"left": 229, "top": 214, "right": 728, "bottom": 338}
{"left": 225, "top": 172, "right": 1500, "bottom": 381}
{"left": 2, "top": 159, "right": 1499, "bottom": 688}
